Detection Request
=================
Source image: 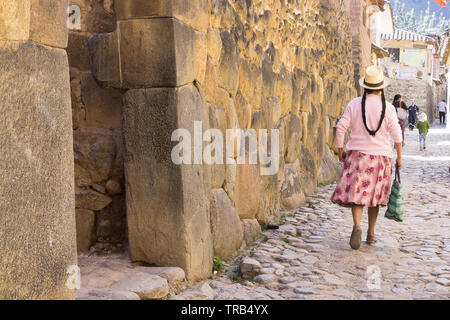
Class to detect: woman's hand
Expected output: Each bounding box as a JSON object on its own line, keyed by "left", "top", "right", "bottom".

{"left": 338, "top": 148, "right": 347, "bottom": 162}
{"left": 396, "top": 157, "right": 402, "bottom": 169}
{"left": 394, "top": 142, "right": 402, "bottom": 169}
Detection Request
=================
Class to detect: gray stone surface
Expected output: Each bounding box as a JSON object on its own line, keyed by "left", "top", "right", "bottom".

{"left": 88, "top": 31, "right": 121, "bottom": 88}
{"left": 170, "top": 282, "right": 215, "bottom": 300}
{"left": 240, "top": 257, "right": 262, "bottom": 279}
{"left": 280, "top": 163, "right": 305, "bottom": 210}
{"left": 234, "top": 162, "right": 261, "bottom": 219}
{"left": 242, "top": 219, "right": 262, "bottom": 246}
{"left": 76, "top": 209, "right": 95, "bottom": 253}
{"left": 114, "top": 0, "right": 210, "bottom": 32}
{"left": 76, "top": 288, "right": 140, "bottom": 300}
{"left": 210, "top": 189, "right": 244, "bottom": 260}
{"left": 208, "top": 104, "right": 227, "bottom": 188}
{"left": 30, "top": 0, "right": 68, "bottom": 48}
{"left": 122, "top": 84, "right": 213, "bottom": 282}
{"left": 119, "top": 18, "right": 197, "bottom": 89}
{"left": 317, "top": 145, "right": 342, "bottom": 185}
{"left": 133, "top": 267, "right": 186, "bottom": 286}
{"left": 90, "top": 18, "right": 202, "bottom": 89}
{"left": 76, "top": 253, "right": 187, "bottom": 300}
{"left": 0, "top": 1, "right": 30, "bottom": 41}
{"left": 111, "top": 274, "right": 169, "bottom": 300}
{"left": 0, "top": 41, "right": 76, "bottom": 299}
{"left": 173, "top": 128, "right": 450, "bottom": 300}
{"left": 284, "top": 113, "right": 302, "bottom": 163}
{"left": 75, "top": 190, "right": 112, "bottom": 211}
{"left": 68, "top": 33, "right": 91, "bottom": 71}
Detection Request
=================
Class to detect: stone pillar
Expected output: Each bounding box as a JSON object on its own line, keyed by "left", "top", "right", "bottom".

{"left": 0, "top": 0, "right": 77, "bottom": 299}
{"left": 89, "top": 0, "right": 213, "bottom": 282}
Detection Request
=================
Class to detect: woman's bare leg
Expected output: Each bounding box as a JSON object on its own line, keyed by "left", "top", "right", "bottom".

{"left": 352, "top": 205, "right": 363, "bottom": 227}
{"left": 367, "top": 206, "right": 379, "bottom": 238}
{"left": 350, "top": 205, "right": 364, "bottom": 249}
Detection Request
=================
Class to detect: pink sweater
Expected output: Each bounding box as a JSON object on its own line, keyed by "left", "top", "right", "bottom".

{"left": 336, "top": 95, "right": 402, "bottom": 158}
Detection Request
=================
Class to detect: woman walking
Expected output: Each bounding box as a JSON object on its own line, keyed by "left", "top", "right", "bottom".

{"left": 393, "top": 94, "right": 408, "bottom": 146}
{"left": 331, "top": 66, "right": 403, "bottom": 250}
{"left": 408, "top": 100, "right": 419, "bottom": 130}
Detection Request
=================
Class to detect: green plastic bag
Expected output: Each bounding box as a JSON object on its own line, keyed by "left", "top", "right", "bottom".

{"left": 385, "top": 167, "right": 403, "bottom": 222}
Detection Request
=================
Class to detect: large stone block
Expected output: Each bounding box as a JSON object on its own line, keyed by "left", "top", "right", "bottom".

{"left": 88, "top": 31, "right": 121, "bottom": 88}
{"left": 76, "top": 209, "right": 95, "bottom": 253}
{"left": 203, "top": 56, "right": 219, "bottom": 104}
{"left": 0, "top": 0, "right": 30, "bottom": 41}
{"left": 257, "top": 173, "right": 280, "bottom": 225}
{"left": 115, "top": 0, "right": 210, "bottom": 33}
{"left": 208, "top": 104, "right": 226, "bottom": 189}
{"left": 119, "top": 18, "right": 197, "bottom": 88}
{"left": 234, "top": 90, "right": 252, "bottom": 129}
{"left": 86, "top": 5, "right": 116, "bottom": 34}
{"left": 238, "top": 58, "right": 254, "bottom": 103}
{"left": 30, "top": 0, "right": 68, "bottom": 48}
{"left": 123, "top": 84, "right": 213, "bottom": 282}
{"left": 96, "top": 195, "right": 127, "bottom": 243}
{"left": 299, "top": 144, "right": 317, "bottom": 196}
{"left": 194, "top": 31, "right": 208, "bottom": 85}
{"left": 68, "top": 33, "right": 91, "bottom": 71}
{"left": 74, "top": 133, "right": 116, "bottom": 185}
{"left": 79, "top": 73, "right": 123, "bottom": 130}
{"left": 0, "top": 41, "right": 76, "bottom": 299}
{"left": 234, "top": 162, "right": 261, "bottom": 220}
{"left": 210, "top": 189, "right": 243, "bottom": 260}
{"left": 261, "top": 54, "right": 275, "bottom": 98}
{"left": 207, "top": 28, "right": 222, "bottom": 66}
{"left": 284, "top": 113, "right": 302, "bottom": 163}
{"left": 218, "top": 30, "right": 240, "bottom": 96}
{"left": 241, "top": 219, "right": 262, "bottom": 246}
{"left": 75, "top": 190, "right": 112, "bottom": 211}
{"left": 318, "top": 145, "right": 342, "bottom": 185}
{"left": 280, "top": 163, "right": 305, "bottom": 210}
{"left": 274, "top": 66, "right": 293, "bottom": 117}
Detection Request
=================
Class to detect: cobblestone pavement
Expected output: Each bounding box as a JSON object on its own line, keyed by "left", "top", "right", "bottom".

{"left": 172, "top": 125, "right": 450, "bottom": 300}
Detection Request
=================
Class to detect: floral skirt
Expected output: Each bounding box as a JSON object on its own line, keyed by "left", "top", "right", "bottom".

{"left": 331, "top": 151, "right": 393, "bottom": 208}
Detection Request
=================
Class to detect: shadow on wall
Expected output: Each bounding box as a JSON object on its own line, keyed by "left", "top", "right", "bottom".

{"left": 67, "top": 1, "right": 127, "bottom": 255}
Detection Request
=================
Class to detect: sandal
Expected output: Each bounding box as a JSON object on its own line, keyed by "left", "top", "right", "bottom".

{"left": 366, "top": 235, "right": 378, "bottom": 245}
{"left": 349, "top": 226, "right": 362, "bottom": 250}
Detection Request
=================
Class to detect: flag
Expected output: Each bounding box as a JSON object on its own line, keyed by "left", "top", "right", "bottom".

{"left": 435, "top": 0, "right": 447, "bottom": 7}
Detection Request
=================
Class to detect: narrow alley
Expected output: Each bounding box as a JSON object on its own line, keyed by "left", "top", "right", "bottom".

{"left": 171, "top": 125, "right": 450, "bottom": 300}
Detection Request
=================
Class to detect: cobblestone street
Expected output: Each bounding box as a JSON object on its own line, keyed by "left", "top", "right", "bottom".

{"left": 172, "top": 125, "right": 450, "bottom": 300}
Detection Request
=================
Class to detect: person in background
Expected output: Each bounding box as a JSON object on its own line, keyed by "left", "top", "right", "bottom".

{"left": 417, "top": 112, "right": 430, "bottom": 151}
{"left": 393, "top": 94, "right": 408, "bottom": 146}
{"left": 332, "top": 66, "right": 402, "bottom": 250}
{"left": 438, "top": 100, "right": 447, "bottom": 126}
{"left": 408, "top": 99, "right": 419, "bottom": 130}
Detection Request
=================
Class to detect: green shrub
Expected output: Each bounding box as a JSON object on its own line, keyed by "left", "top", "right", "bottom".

{"left": 212, "top": 257, "right": 229, "bottom": 272}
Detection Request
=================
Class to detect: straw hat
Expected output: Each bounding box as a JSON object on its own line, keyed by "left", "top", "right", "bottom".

{"left": 359, "top": 65, "right": 389, "bottom": 90}
{"left": 418, "top": 112, "right": 427, "bottom": 122}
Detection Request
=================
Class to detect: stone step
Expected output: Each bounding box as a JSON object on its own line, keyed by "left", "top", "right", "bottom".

{"left": 76, "top": 254, "right": 187, "bottom": 300}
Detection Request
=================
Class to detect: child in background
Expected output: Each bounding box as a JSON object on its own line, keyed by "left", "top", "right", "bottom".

{"left": 417, "top": 112, "right": 430, "bottom": 151}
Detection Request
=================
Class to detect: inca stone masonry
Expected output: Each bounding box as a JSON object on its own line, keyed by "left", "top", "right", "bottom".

{"left": 1, "top": 0, "right": 358, "bottom": 299}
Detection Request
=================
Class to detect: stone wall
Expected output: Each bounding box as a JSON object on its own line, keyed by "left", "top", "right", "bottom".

{"left": 67, "top": 0, "right": 127, "bottom": 254}
{"left": 384, "top": 78, "right": 447, "bottom": 123}
{"left": 88, "top": 0, "right": 355, "bottom": 281}
{"left": 0, "top": 0, "right": 77, "bottom": 299}
{"left": 430, "top": 79, "right": 448, "bottom": 122}
{"left": 350, "top": 0, "right": 372, "bottom": 95}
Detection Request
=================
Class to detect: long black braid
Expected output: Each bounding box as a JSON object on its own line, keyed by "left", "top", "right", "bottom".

{"left": 361, "top": 89, "right": 386, "bottom": 136}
